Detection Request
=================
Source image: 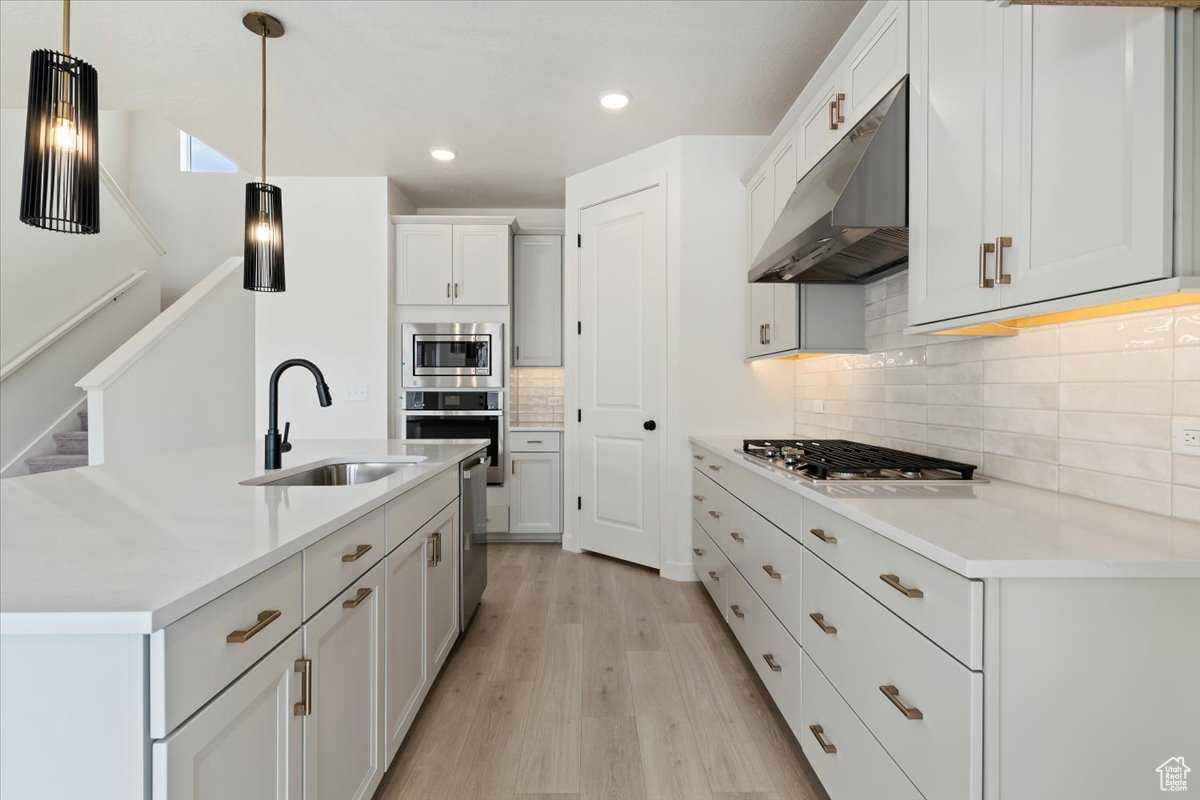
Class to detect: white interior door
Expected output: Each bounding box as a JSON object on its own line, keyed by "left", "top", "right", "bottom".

{"left": 578, "top": 185, "right": 666, "bottom": 568}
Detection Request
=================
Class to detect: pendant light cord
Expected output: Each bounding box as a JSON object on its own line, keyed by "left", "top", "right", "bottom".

{"left": 261, "top": 28, "right": 266, "bottom": 184}
{"left": 62, "top": 0, "right": 70, "bottom": 54}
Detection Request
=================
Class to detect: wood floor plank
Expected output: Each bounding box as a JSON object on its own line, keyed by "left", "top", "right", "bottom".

{"left": 493, "top": 543, "right": 535, "bottom": 570}
{"left": 627, "top": 650, "right": 714, "bottom": 800}
{"left": 650, "top": 575, "right": 700, "bottom": 623}
{"left": 523, "top": 542, "right": 562, "bottom": 579}
{"left": 550, "top": 548, "right": 586, "bottom": 624}
{"left": 615, "top": 565, "right": 664, "bottom": 651}
{"left": 580, "top": 716, "right": 647, "bottom": 800}
{"left": 580, "top": 555, "right": 622, "bottom": 624}
{"left": 711, "top": 794, "right": 780, "bottom": 800}
{"left": 515, "top": 623, "right": 584, "bottom": 795}
{"left": 467, "top": 566, "right": 523, "bottom": 648}
{"left": 444, "top": 680, "right": 535, "bottom": 800}
{"left": 492, "top": 578, "right": 553, "bottom": 682}
{"left": 730, "top": 678, "right": 829, "bottom": 800}
{"left": 684, "top": 581, "right": 749, "bottom": 682}
{"left": 582, "top": 619, "right": 634, "bottom": 717}
{"left": 662, "top": 623, "right": 775, "bottom": 794}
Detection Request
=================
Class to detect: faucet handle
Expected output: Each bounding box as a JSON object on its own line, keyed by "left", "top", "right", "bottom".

{"left": 281, "top": 421, "right": 292, "bottom": 453}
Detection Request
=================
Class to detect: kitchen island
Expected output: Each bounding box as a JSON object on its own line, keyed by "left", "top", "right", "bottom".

{"left": 688, "top": 434, "right": 1200, "bottom": 800}
{"left": 0, "top": 438, "right": 488, "bottom": 800}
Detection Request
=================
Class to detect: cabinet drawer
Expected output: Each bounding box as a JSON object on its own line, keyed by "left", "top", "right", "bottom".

{"left": 509, "top": 431, "right": 560, "bottom": 452}
{"left": 735, "top": 567, "right": 802, "bottom": 734}
{"left": 804, "top": 499, "right": 982, "bottom": 668}
{"left": 691, "top": 520, "right": 728, "bottom": 617}
{"left": 150, "top": 554, "right": 302, "bottom": 738}
{"left": 801, "top": 651, "right": 923, "bottom": 800}
{"left": 707, "top": 452, "right": 807, "bottom": 544}
{"left": 385, "top": 469, "right": 458, "bottom": 551}
{"left": 728, "top": 499, "right": 804, "bottom": 640}
{"left": 304, "top": 507, "right": 385, "bottom": 619}
{"left": 692, "top": 470, "right": 728, "bottom": 540}
{"left": 803, "top": 552, "right": 982, "bottom": 800}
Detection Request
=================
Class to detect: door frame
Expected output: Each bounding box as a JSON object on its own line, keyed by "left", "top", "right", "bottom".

{"left": 563, "top": 169, "right": 671, "bottom": 574}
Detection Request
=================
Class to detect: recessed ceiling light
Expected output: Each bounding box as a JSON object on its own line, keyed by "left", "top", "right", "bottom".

{"left": 599, "top": 90, "right": 630, "bottom": 110}
{"left": 429, "top": 146, "right": 456, "bottom": 162}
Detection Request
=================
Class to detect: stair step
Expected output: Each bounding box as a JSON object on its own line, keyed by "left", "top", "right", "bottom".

{"left": 53, "top": 431, "right": 89, "bottom": 455}
{"left": 78, "top": 409, "right": 88, "bottom": 431}
{"left": 25, "top": 454, "right": 88, "bottom": 474}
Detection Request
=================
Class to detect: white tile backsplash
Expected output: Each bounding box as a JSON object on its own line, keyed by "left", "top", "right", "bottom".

{"left": 510, "top": 367, "right": 564, "bottom": 427}
{"left": 793, "top": 275, "right": 1200, "bottom": 520}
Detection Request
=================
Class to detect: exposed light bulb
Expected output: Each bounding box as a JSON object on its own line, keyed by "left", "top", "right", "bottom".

{"left": 51, "top": 116, "right": 77, "bottom": 151}
{"left": 253, "top": 219, "right": 273, "bottom": 244}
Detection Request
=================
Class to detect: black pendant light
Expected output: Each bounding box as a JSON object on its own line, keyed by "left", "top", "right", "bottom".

{"left": 243, "top": 12, "right": 286, "bottom": 292}
{"left": 19, "top": 0, "right": 99, "bottom": 234}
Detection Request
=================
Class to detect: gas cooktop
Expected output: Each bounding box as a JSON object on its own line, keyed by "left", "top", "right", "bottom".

{"left": 741, "top": 439, "right": 984, "bottom": 483}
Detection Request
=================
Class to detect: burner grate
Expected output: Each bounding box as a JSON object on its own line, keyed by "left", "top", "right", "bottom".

{"left": 742, "top": 438, "right": 977, "bottom": 480}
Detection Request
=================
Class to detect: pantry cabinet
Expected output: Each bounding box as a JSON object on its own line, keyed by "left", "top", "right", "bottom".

{"left": 909, "top": 1, "right": 1176, "bottom": 326}
{"left": 395, "top": 219, "right": 512, "bottom": 306}
{"left": 512, "top": 234, "right": 563, "bottom": 366}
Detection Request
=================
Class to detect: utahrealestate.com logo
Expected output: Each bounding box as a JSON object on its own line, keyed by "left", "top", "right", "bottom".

{"left": 1158, "top": 757, "right": 1190, "bottom": 793}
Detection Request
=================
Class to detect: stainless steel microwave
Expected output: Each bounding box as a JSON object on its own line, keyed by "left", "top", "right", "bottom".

{"left": 400, "top": 322, "right": 505, "bottom": 389}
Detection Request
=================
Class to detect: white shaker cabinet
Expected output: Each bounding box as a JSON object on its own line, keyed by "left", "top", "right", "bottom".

{"left": 394, "top": 219, "right": 512, "bottom": 306}
{"left": 508, "top": 432, "right": 562, "bottom": 537}
{"left": 424, "top": 503, "right": 459, "bottom": 674}
{"left": 302, "top": 562, "right": 386, "bottom": 800}
{"left": 152, "top": 630, "right": 304, "bottom": 800}
{"left": 395, "top": 224, "right": 455, "bottom": 305}
{"left": 512, "top": 234, "right": 563, "bottom": 366}
{"left": 453, "top": 224, "right": 511, "bottom": 305}
{"left": 384, "top": 525, "right": 429, "bottom": 762}
{"left": 909, "top": 2, "right": 1177, "bottom": 326}
{"left": 746, "top": 132, "right": 801, "bottom": 358}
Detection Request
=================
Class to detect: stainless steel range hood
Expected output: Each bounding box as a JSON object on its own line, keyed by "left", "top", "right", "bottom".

{"left": 749, "top": 78, "right": 908, "bottom": 284}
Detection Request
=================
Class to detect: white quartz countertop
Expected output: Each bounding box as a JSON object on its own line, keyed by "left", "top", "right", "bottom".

{"left": 0, "top": 439, "right": 488, "bottom": 635}
{"left": 690, "top": 435, "right": 1200, "bottom": 579}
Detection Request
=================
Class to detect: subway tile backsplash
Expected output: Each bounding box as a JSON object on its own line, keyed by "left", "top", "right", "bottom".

{"left": 510, "top": 367, "right": 565, "bottom": 427}
{"left": 794, "top": 272, "right": 1200, "bottom": 520}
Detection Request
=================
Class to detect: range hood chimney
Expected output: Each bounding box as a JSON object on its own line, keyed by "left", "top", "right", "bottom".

{"left": 749, "top": 78, "right": 908, "bottom": 285}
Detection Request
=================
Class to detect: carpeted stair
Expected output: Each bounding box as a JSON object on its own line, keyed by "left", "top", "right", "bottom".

{"left": 25, "top": 409, "right": 89, "bottom": 474}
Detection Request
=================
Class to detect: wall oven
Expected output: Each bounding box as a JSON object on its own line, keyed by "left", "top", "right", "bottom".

{"left": 402, "top": 390, "right": 504, "bottom": 484}
{"left": 401, "top": 322, "right": 504, "bottom": 389}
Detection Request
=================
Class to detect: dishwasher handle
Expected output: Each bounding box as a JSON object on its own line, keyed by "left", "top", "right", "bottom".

{"left": 463, "top": 453, "right": 491, "bottom": 474}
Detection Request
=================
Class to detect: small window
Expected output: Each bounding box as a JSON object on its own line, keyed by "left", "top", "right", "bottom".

{"left": 179, "top": 131, "right": 238, "bottom": 173}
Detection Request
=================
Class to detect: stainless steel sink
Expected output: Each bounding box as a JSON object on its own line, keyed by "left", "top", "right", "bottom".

{"left": 254, "top": 461, "right": 413, "bottom": 487}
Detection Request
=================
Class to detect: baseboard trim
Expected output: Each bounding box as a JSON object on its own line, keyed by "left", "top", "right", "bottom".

{"left": 661, "top": 559, "right": 697, "bottom": 583}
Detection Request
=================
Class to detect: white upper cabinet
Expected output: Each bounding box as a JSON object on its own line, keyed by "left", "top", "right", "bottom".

{"left": 394, "top": 220, "right": 512, "bottom": 306}
{"left": 1003, "top": 5, "right": 1174, "bottom": 305}
{"left": 841, "top": 1, "right": 909, "bottom": 130}
{"left": 747, "top": 133, "right": 802, "bottom": 358}
{"left": 747, "top": 168, "right": 775, "bottom": 263}
{"left": 453, "top": 225, "right": 511, "bottom": 305}
{"left": 908, "top": 0, "right": 1006, "bottom": 324}
{"left": 395, "top": 224, "right": 454, "bottom": 305}
{"left": 513, "top": 234, "right": 563, "bottom": 366}
{"left": 909, "top": 2, "right": 1178, "bottom": 327}
{"left": 798, "top": 75, "right": 844, "bottom": 177}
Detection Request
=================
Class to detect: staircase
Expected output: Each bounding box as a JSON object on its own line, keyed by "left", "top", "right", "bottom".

{"left": 25, "top": 410, "right": 89, "bottom": 474}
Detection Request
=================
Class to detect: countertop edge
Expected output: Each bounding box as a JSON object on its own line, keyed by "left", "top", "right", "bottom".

{"left": 688, "top": 436, "right": 1200, "bottom": 580}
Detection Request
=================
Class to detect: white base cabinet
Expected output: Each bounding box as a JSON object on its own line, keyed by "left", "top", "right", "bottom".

{"left": 507, "top": 431, "right": 563, "bottom": 537}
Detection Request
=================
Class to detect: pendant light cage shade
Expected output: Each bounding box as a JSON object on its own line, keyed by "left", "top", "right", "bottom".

{"left": 244, "top": 182, "right": 285, "bottom": 291}
{"left": 20, "top": 49, "right": 99, "bottom": 234}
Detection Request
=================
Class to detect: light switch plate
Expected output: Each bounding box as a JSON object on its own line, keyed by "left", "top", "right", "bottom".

{"left": 1172, "top": 417, "right": 1200, "bottom": 455}
{"left": 344, "top": 384, "right": 368, "bottom": 403}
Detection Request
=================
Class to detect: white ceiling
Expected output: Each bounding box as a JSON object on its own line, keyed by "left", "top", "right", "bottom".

{"left": 0, "top": 0, "right": 863, "bottom": 207}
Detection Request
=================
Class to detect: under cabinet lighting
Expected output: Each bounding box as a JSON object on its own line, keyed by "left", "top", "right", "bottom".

{"left": 933, "top": 291, "right": 1200, "bottom": 337}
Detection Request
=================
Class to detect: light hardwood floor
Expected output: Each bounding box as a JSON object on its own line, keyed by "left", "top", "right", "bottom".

{"left": 376, "top": 544, "right": 828, "bottom": 800}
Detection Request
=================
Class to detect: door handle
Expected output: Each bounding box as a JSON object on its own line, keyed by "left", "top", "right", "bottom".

{"left": 995, "top": 236, "right": 1012, "bottom": 284}
{"left": 978, "top": 241, "right": 996, "bottom": 288}
{"left": 643, "top": 420, "right": 656, "bottom": 431}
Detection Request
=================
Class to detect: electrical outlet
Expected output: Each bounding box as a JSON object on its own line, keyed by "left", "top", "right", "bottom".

{"left": 344, "top": 384, "right": 368, "bottom": 403}
{"left": 1173, "top": 418, "right": 1200, "bottom": 454}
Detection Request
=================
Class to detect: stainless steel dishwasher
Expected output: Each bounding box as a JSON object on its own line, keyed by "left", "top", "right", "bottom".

{"left": 460, "top": 451, "right": 490, "bottom": 629}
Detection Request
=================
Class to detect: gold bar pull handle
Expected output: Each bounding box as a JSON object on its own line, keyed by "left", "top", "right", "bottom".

{"left": 226, "top": 609, "right": 281, "bottom": 643}
{"left": 762, "top": 653, "right": 782, "bottom": 672}
{"left": 880, "top": 684, "right": 923, "bottom": 719}
{"left": 707, "top": 570, "right": 721, "bottom": 582}
{"left": 427, "top": 535, "right": 437, "bottom": 566}
{"left": 692, "top": 547, "right": 705, "bottom": 557}
{"left": 978, "top": 241, "right": 996, "bottom": 288}
{"left": 809, "top": 724, "right": 837, "bottom": 754}
{"left": 692, "top": 494, "right": 705, "bottom": 502}
{"left": 341, "top": 544, "right": 372, "bottom": 563}
{"left": 730, "top": 531, "right": 745, "bottom": 543}
{"left": 810, "top": 527, "right": 837, "bottom": 544}
{"left": 730, "top": 604, "right": 745, "bottom": 619}
{"left": 707, "top": 464, "right": 721, "bottom": 472}
{"left": 828, "top": 99, "right": 837, "bottom": 130}
{"left": 342, "top": 586, "right": 373, "bottom": 609}
{"left": 708, "top": 510, "right": 722, "bottom": 520}
{"left": 294, "top": 658, "right": 312, "bottom": 716}
{"left": 995, "top": 235, "right": 1012, "bottom": 284}
{"left": 880, "top": 573, "right": 924, "bottom": 598}
{"left": 809, "top": 612, "right": 838, "bottom": 635}
{"left": 692, "top": 454, "right": 704, "bottom": 461}
{"left": 834, "top": 92, "right": 845, "bottom": 124}
{"left": 762, "top": 564, "right": 782, "bottom": 580}
{"left": 434, "top": 531, "right": 442, "bottom": 564}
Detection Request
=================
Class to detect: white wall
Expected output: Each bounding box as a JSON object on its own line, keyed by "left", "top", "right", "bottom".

{"left": 256, "top": 177, "right": 403, "bottom": 441}
{"left": 418, "top": 208, "right": 565, "bottom": 230}
{"left": 78, "top": 259, "right": 254, "bottom": 464}
{"left": 0, "top": 109, "right": 162, "bottom": 473}
{"left": 564, "top": 135, "right": 794, "bottom": 580}
{"left": 125, "top": 112, "right": 250, "bottom": 307}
